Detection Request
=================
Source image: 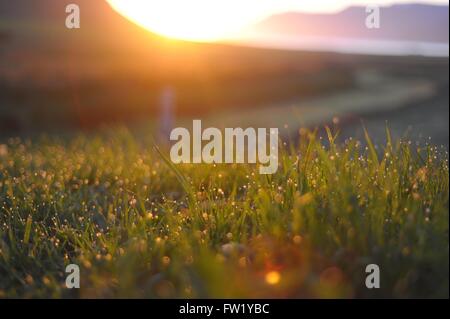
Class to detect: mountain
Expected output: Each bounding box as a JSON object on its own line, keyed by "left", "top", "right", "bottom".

{"left": 0, "top": 0, "right": 167, "bottom": 51}
{"left": 250, "top": 4, "right": 449, "bottom": 43}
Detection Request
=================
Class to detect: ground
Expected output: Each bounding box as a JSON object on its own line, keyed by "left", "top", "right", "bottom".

{"left": 0, "top": 128, "right": 448, "bottom": 298}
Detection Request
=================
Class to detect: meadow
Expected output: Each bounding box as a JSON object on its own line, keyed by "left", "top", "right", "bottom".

{"left": 0, "top": 126, "right": 448, "bottom": 298}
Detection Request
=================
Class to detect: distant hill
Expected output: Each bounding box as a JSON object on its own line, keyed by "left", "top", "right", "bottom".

{"left": 251, "top": 4, "right": 449, "bottom": 43}
{"left": 0, "top": 0, "right": 165, "bottom": 49}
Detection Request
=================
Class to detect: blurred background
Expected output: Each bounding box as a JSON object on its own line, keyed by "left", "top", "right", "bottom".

{"left": 0, "top": 0, "right": 448, "bottom": 146}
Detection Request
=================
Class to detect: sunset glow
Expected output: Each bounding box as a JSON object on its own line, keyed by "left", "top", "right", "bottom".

{"left": 107, "top": 0, "right": 449, "bottom": 42}
{"left": 106, "top": 0, "right": 271, "bottom": 41}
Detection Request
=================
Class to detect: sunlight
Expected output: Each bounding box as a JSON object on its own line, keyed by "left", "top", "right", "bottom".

{"left": 106, "top": 0, "right": 273, "bottom": 42}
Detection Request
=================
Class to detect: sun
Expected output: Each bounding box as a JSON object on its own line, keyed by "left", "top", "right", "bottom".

{"left": 106, "top": 0, "right": 269, "bottom": 42}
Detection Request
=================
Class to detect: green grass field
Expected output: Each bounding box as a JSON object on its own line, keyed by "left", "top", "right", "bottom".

{"left": 0, "top": 127, "right": 448, "bottom": 298}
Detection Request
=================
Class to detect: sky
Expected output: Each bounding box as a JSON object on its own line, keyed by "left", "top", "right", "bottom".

{"left": 107, "top": 0, "right": 449, "bottom": 41}
{"left": 273, "top": 0, "right": 448, "bottom": 13}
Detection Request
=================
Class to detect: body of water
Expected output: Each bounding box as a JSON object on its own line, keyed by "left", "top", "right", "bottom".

{"left": 229, "top": 34, "right": 449, "bottom": 57}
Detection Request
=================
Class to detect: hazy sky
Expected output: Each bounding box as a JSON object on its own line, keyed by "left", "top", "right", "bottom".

{"left": 269, "top": 0, "right": 448, "bottom": 13}
{"left": 108, "top": 0, "right": 449, "bottom": 41}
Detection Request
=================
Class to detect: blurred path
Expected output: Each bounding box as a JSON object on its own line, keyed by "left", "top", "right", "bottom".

{"left": 202, "top": 70, "right": 435, "bottom": 130}
{"left": 339, "top": 79, "right": 449, "bottom": 147}
{"left": 196, "top": 69, "right": 448, "bottom": 147}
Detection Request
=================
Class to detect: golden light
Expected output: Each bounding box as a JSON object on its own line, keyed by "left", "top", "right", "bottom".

{"left": 265, "top": 271, "right": 281, "bottom": 285}
{"left": 107, "top": 0, "right": 272, "bottom": 42}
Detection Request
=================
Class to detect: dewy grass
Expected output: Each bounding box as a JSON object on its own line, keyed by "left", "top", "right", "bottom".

{"left": 0, "top": 127, "right": 448, "bottom": 298}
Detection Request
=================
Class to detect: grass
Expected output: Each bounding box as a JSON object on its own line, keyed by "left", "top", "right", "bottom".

{"left": 0, "top": 126, "right": 448, "bottom": 298}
